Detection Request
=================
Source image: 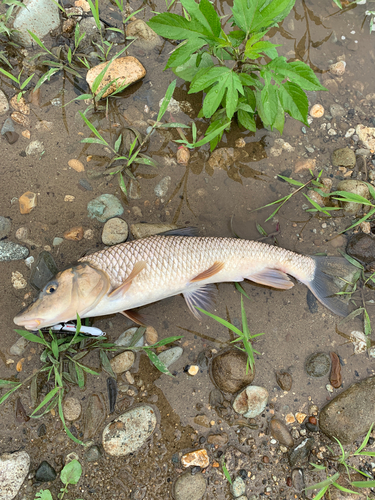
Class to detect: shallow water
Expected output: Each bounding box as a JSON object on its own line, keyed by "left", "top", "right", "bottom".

{"left": 1, "top": 0, "right": 375, "bottom": 498}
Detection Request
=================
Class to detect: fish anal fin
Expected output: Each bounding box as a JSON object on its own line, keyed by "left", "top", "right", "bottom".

{"left": 120, "top": 309, "right": 146, "bottom": 326}
{"left": 183, "top": 284, "right": 217, "bottom": 320}
{"left": 108, "top": 261, "right": 147, "bottom": 298}
{"left": 247, "top": 269, "right": 294, "bottom": 290}
{"left": 191, "top": 261, "right": 224, "bottom": 283}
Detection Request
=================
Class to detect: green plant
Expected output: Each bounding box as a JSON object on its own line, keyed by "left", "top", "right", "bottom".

{"left": 147, "top": 0, "right": 326, "bottom": 150}
{"left": 79, "top": 79, "right": 188, "bottom": 195}
{"left": 196, "top": 286, "right": 265, "bottom": 372}
{"left": 0, "top": 0, "right": 25, "bottom": 66}
{"left": 306, "top": 424, "right": 375, "bottom": 498}
{"left": 0, "top": 66, "right": 34, "bottom": 100}
{"left": 35, "top": 459, "right": 83, "bottom": 500}
{"left": 0, "top": 316, "right": 181, "bottom": 444}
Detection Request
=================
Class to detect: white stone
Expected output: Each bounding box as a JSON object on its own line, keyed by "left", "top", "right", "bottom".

{"left": 0, "top": 90, "right": 9, "bottom": 115}
{"left": 0, "top": 451, "right": 30, "bottom": 500}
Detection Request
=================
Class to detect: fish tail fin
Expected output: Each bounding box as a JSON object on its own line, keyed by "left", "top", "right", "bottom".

{"left": 302, "top": 256, "right": 356, "bottom": 317}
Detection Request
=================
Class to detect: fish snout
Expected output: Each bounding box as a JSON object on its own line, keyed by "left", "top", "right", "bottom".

{"left": 13, "top": 316, "right": 42, "bottom": 330}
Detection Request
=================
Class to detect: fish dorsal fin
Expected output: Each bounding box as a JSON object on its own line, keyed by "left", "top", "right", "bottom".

{"left": 191, "top": 261, "right": 225, "bottom": 283}
{"left": 160, "top": 226, "right": 199, "bottom": 237}
{"left": 108, "top": 261, "right": 146, "bottom": 298}
{"left": 183, "top": 284, "right": 217, "bottom": 320}
{"left": 248, "top": 269, "right": 294, "bottom": 290}
{"left": 120, "top": 309, "right": 146, "bottom": 326}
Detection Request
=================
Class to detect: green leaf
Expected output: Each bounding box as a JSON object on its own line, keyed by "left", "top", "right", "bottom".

{"left": 260, "top": 77, "right": 279, "bottom": 126}
{"left": 355, "top": 424, "right": 374, "bottom": 454}
{"left": 100, "top": 349, "right": 116, "bottom": 377}
{"left": 30, "top": 387, "right": 60, "bottom": 416}
{"left": 27, "top": 30, "right": 53, "bottom": 56}
{"left": 146, "top": 335, "right": 182, "bottom": 348}
{"left": 245, "top": 40, "right": 281, "bottom": 59}
{"left": 232, "top": 0, "right": 294, "bottom": 35}
{"left": 114, "top": 134, "right": 122, "bottom": 153}
{"left": 86, "top": 0, "right": 101, "bottom": 31}
{"left": 118, "top": 172, "right": 127, "bottom": 195}
{"left": 145, "top": 349, "right": 174, "bottom": 375}
{"left": 351, "top": 480, "right": 375, "bottom": 488}
{"left": 0, "top": 379, "right": 21, "bottom": 388}
{"left": 278, "top": 175, "right": 305, "bottom": 186}
{"left": 158, "top": 79, "right": 177, "bottom": 122}
{"left": 228, "top": 29, "right": 246, "bottom": 47}
{"left": 58, "top": 393, "right": 85, "bottom": 446}
{"left": 75, "top": 363, "right": 85, "bottom": 388}
{"left": 60, "top": 459, "right": 82, "bottom": 485}
{"left": 237, "top": 109, "right": 256, "bottom": 131}
{"left": 199, "top": 0, "right": 221, "bottom": 36}
{"left": 173, "top": 52, "right": 214, "bottom": 82}
{"left": 222, "top": 460, "right": 232, "bottom": 484}
{"left": 305, "top": 472, "right": 341, "bottom": 490}
{"left": 277, "top": 81, "right": 308, "bottom": 125}
{"left": 51, "top": 339, "right": 59, "bottom": 360}
{"left": 77, "top": 363, "right": 100, "bottom": 376}
{"left": 364, "top": 309, "right": 371, "bottom": 336}
{"left": 34, "top": 490, "right": 53, "bottom": 500}
{"left": 0, "top": 383, "right": 22, "bottom": 405}
{"left": 15, "top": 329, "right": 49, "bottom": 346}
{"left": 196, "top": 306, "right": 244, "bottom": 337}
{"left": 267, "top": 57, "right": 327, "bottom": 91}
{"left": 79, "top": 112, "right": 108, "bottom": 145}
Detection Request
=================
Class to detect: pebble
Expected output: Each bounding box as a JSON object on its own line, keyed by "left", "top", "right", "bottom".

{"left": 19, "top": 191, "right": 37, "bottom": 214}
{"left": 0, "top": 216, "right": 11, "bottom": 239}
{"left": 79, "top": 178, "right": 93, "bottom": 191}
{"left": 356, "top": 124, "right": 375, "bottom": 150}
{"left": 11, "top": 111, "right": 29, "bottom": 127}
{"left": 207, "top": 433, "right": 228, "bottom": 445}
{"left": 177, "top": 146, "right": 190, "bottom": 166}
{"left": 211, "top": 349, "right": 255, "bottom": 394}
{"left": 232, "top": 386, "right": 268, "bottom": 418}
{"left": 35, "top": 461, "right": 57, "bottom": 482}
{"left": 102, "top": 218, "right": 128, "bottom": 245}
{"left": 110, "top": 351, "right": 135, "bottom": 374}
{"left": 331, "top": 147, "right": 356, "bottom": 168}
{"left": 181, "top": 449, "right": 209, "bottom": 468}
{"left": 0, "top": 451, "right": 30, "bottom": 500}
{"left": 130, "top": 223, "right": 178, "bottom": 239}
{"left": 345, "top": 128, "right": 355, "bottom": 138}
{"left": 11, "top": 0, "right": 60, "bottom": 46}
{"left": 52, "top": 237, "right": 63, "bottom": 246}
{"left": 145, "top": 326, "right": 158, "bottom": 344}
{"left": 11, "top": 271, "right": 26, "bottom": 289}
{"left": 84, "top": 445, "right": 102, "bottom": 462}
{"left": 347, "top": 233, "right": 375, "bottom": 263}
{"left": 25, "top": 140, "right": 44, "bottom": 156}
{"left": 294, "top": 158, "right": 316, "bottom": 172}
{"left": 63, "top": 226, "right": 83, "bottom": 241}
{"left": 125, "top": 19, "right": 160, "bottom": 49}
{"left": 68, "top": 159, "right": 85, "bottom": 172}
{"left": 102, "top": 405, "right": 157, "bottom": 456}
{"left": 291, "top": 468, "right": 305, "bottom": 492}
{"left": 84, "top": 229, "right": 94, "bottom": 239}
{"left": 305, "top": 352, "right": 331, "bottom": 377}
{"left": 84, "top": 394, "right": 106, "bottom": 440}
{"left": 320, "top": 375, "right": 375, "bottom": 444}
{"left": 10, "top": 96, "right": 30, "bottom": 115}
{"left": 231, "top": 477, "right": 246, "bottom": 497}
{"left": 10, "top": 337, "right": 29, "bottom": 356}
{"left": 329, "top": 352, "right": 342, "bottom": 388}
{"left": 64, "top": 195, "right": 75, "bottom": 202}
{"left": 288, "top": 438, "right": 314, "bottom": 467}
{"left": 194, "top": 415, "right": 210, "bottom": 428}
{"left": 173, "top": 472, "right": 206, "bottom": 500}
{"left": 330, "top": 104, "right": 346, "bottom": 118}
{"left": 188, "top": 365, "right": 199, "bottom": 376}
{"left": 115, "top": 327, "right": 144, "bottom": 348}
{"left": 157, "top": 347, "right": 183, "bottom": 368}
{"left": 0, "top": 90, "right": 9, "bottom": 115}
{"left": 329, "top": 60, "right": 346, "bottom": 76}
{"left": 5, "top": 131, "right": 19, "bottom": 144}
{"left": 1, "top": 118, "right": 14, "bottom": 135}
{"left": 128, "top": 179, "right": 141, "bottom": 199}
{"left": 269, "top": 418, "right": 294, "bottom": 447}
{"left": 154, "top": 176, "right": 171, "bottom": 198}
{"left": 63, "top": 397, "right": 81, "bottom": 421}
{"left": 336, "top": 180, "right": 370, "bottom": 214}
{"left": 87, "top": 194, "right": 124, "bottom": 223}
{"left": 87, "top": 57, "right": 146, "bottom": 98}
{"left": 22, "top": 130, "right": 30, "bottom": 139}
{"left": 275, "top": 371, "right": 292, "bottom": 391}
{"left": 0, "top": 242, "right": 29, "bottom": 261}
{"left": 309, "top": 104, "right": 324, "bottom": 118}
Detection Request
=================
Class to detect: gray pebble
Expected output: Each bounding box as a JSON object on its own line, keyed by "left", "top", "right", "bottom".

{"left": 0, "top": 216, "right": 11, "bottom": 239}
{"left": 52, "top": 237, "right": 64, "bottom": 246}
{"left": 305, "top": 352, "right": 331, "bottom": 377}
{"left": 84, "top": 445, "right": 102, "bottom": 462}
{"left": 330, "top": 104, "right": 346, "bottom": 117}
{"left": 154, "top": 176, "right": 171, "bottom": 198}
{"left": 1, "top": 118, "right": 14, "bottom": 135}
{"left": 79, "top": 178, "right": 93, "bottom": 191}
{"left": 115, "top": 327, "right": 144, "bottom": 348}
{"left": 173, "top": 472, "right": 206, "bottom": 500}
{"left": 157, "top": 346, "right": 183, "bottom": 368}
{"left": 10, "top": 337, "right": 29, "bottom": 356}
{"left": 25, "top": 140, "right": 44, "bottom": 156}
{"left": 231, "top": 476, "right": 246, "bottom": 497}
{"left": 0, "top": 241, "right": 29, "bottom": 261}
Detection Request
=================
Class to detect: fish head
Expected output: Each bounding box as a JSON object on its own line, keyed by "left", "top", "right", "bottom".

{"left": 13, "top": 263, "right": 111, "bottom": 330}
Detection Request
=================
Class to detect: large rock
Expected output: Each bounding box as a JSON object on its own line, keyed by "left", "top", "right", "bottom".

{"left": 356, "top": 124, "right": 375, "bottom": 150}
{"left": 86, "top": 57, "right": 146, "bottom": 98}
{"left": 102, "top": 405, "right": 157, "bottom": 456}
{"left": 211, "top": 349, "right": 255, "bottom": 394}
{"left": 173, "top": 472, "right": 206, "bottom": 500}
{"left": 319, "top": 376, "right": 375, "bottom": 444}
{"left": 347, "top": 233, "right": 375, "bottom": 264}
{"left": 10, "top": 0, "right": 60, "bottom": 46}
{"left": 331, "top": 147, "right": 356, "bottom": 168}
{"left": 0, "top": 451, "right": 30, "bottom": 500}
{"left": 0, "top": 241, "right": 29, "bottom": 261}
{"left": 126, "top": 20, "right": 160, "bottom": 50}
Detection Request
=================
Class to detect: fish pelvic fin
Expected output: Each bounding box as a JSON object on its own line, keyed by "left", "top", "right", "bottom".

{"left": 191, "top": 261, "right": 225, "bottom": 283}
{"left": 108, "top": 261, "right": 147, "bottom": 298}
{"left": 247, "top": 269, "right": 294, "bottom": 290}
{"left": 302, "top": 256, "right": 356, "bottom": 317}
{"left": 120, "top": 309, "right": 146, "bottom": 326}
{"left": 183, "top": 284, "right": 217, "bottom": 320}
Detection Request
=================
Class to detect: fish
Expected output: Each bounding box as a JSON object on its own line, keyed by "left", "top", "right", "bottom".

{"left": 13, "top": 231, "right": 354, "bottom": 330}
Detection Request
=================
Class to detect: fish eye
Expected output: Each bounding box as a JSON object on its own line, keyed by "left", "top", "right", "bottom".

{"left": 45, "top": 282, "right": 58, "bottom": 294}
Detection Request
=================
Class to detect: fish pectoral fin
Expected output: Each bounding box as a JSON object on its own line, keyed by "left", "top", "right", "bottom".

{"left": 108, "top": 261, "right": 147, "bottom": 298}
{"left": 191, "top": 261, "right": 225, "bottom": 283}
{"left": 120, "top": 309, "right": 146, "bottom": 326}
{"left": 247, "top": 269, "right": 294, "bottom": 290}
{"left": 183, "top": 284, "right": 217, "bottom": 320}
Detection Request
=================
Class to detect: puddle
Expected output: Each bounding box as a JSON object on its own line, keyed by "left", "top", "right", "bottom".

{"left": 1, "top": 0, "right": 375, "bottom": 498}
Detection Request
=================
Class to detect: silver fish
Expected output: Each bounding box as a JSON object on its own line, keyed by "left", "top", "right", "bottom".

{"left": 14, "top": 234, "right": 353, "bottom": 330}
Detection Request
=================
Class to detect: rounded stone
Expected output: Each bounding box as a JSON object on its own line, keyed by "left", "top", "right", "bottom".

{"left": 231, "top": 476, "right": 246, "bottom": 497}
{"left": 115, "top": 328, "right": 144, "bottom": 348}
{"left": 309, "top": 104, "right": 324, "bottom": 118}
{"left": 211, "top": 349, "right": 255, "bottom": 394}
{"left": 305, "top": 352, "right": 331, "bottom": 377}
{"left": 63, "top": 397, "right": 82, "bottom": 421}
{"left": 87, "top": 194, "right": 124, "bottom": 223}
{"left": 158, "top": 347, "right": 183, "bottom": 368}
{"left": 110, "top": 351, "right": 135, "bottom": 374}
{"left": 102, "top": 217, "right": 128, "bottom": 245}
{"left": 102, "top": 405, "right": 157, "bottom": 456}
{"left": 0, "top": 242, "right": 29, "bottom": 261}
{"left": 331, "top": 147, "right": 356, "bottom": 168}
{"left": 232, "top": 385, "right": 268, "bottom": 418}
{"left": 68, "top": 159, "right": 85, "bottom": 172}
{"left": 347, "top": 233, "right": 375, "bottom": 264}
{"left": 84, "top": 445, "right": 102, "bottom": 462}
{"left": 336, "top": 180, "right": 370, "bottom": 214}
{"left": 0, "top": 90, "right": 9, "bottom": 115}
{"left": 173, "top": 472, "right": 206, "bottom": 500}
{"left": 0, "top": 216, "right": 11, "bottom": 239}
{"left": 25, "top": 140, "right": 44, "bottom": 156}
{"left": 0, "top": 451, "right": 30, "bottom": 500}
{"left": 35, "top": 461, "right": 57, "bottom": 482}
{"left": 276, "top": 371, "right": 292, "bottom": 391}
{"left": 269, "top": 418, "right": 294, "bottom": 447}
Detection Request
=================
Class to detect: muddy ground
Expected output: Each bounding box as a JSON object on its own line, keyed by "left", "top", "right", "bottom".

{"left": 1, "top": 0, "right": 375, "bottom": 498}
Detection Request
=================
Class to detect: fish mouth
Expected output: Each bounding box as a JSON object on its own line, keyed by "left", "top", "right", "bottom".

{"left": 13, "top": 317, "right": 42, "bottom": 330}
